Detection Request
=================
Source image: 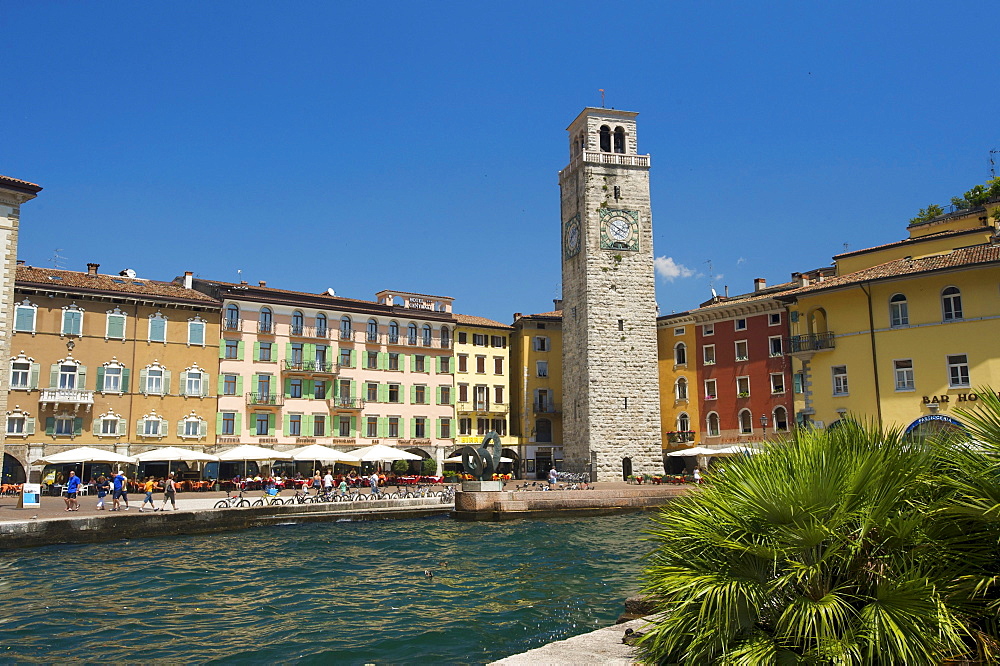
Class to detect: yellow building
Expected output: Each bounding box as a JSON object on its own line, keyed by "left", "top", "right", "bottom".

{"left": 509, "top": 306, "right": 562, "bottom": 479}
{"left": 452, "top": 314, "right": 514, "bottom": 463}
{"left": 778, "top": 201, "right": 1000, "bottom": 436}
{"left": 656, "top": 312, "right": 698, "bottom": 463}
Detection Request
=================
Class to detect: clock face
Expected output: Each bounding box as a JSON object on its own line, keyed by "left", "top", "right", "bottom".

{"left": 599, "top": 209, "right": 640, "bottom": 252}
{"left": 564, "top": 215, "right": 581, "bottom": 258}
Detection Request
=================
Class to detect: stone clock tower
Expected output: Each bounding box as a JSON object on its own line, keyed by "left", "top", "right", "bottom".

{"left": 559, "top": 108, "right": 662, "bottom": 482}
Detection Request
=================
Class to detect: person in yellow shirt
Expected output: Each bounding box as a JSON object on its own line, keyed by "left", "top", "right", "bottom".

{"left": 140, "top": 476, "right": 156, "bottom": 512}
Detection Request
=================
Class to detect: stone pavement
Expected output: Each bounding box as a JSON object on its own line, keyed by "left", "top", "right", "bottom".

{"left": 489, "top": 617, "right": 650, "bottom": 665}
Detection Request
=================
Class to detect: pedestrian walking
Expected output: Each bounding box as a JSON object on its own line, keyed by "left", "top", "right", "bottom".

{"left": 64, "top": 470, "right": 81, "bottom": 512}
{"left": 547, "top": 466, "right": 558, "bottom": 488}
{"left": 95, "top": 475, "right": 110, "bottom": 510}
{"left": 157, "top": 472, "right": 177, "bottom": 511}
{"left": 693, "top": 466, "right": 702, "bottom": 485}
{"left": 323, "top": 470, "right": 334, "bottom": 495}
{"left": 112, "top": 470, "right": 129, "bottom": 511}
{"left": 369, "top": 470, "right": 379, "bottom": 494}
{"left": 140, "top": 476, "right": 156, "bottom": 512}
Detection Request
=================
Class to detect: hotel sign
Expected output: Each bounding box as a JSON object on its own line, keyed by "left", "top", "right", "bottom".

{"left": 922, "top": 391, "right": 1000, "bottom": 406}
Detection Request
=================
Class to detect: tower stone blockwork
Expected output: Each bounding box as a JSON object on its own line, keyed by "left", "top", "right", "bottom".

{"left": 559, "top": 108, "right": 662, "bottom": 481}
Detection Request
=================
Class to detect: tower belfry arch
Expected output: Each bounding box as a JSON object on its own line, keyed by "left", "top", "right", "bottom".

{"left": 558, "top": 108, "right": 662, "bottom": 481}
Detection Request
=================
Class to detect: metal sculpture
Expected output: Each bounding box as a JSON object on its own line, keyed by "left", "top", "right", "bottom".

{"left": 461, "top": 431, "right": 503, "bottom": 481}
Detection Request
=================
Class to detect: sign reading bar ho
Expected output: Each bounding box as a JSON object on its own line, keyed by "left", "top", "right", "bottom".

{"left": 20, "top": 483, "right": 41, "bottom": 509}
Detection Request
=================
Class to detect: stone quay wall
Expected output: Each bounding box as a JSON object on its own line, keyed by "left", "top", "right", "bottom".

{"left": 454, "top": 485, "right": 687, "bottom": 521}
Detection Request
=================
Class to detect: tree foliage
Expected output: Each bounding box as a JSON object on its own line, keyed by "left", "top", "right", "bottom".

{"left": 639, "top": 403, "right": 1000, "bottom": 664}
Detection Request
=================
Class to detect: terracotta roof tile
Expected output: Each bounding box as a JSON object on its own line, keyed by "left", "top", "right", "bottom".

{"left": 0, "top": 175, "right": 42, "bottom": 193}
{"left": 833, "top": 226, "right": 987, "bottom": 260}
{"left": 453, "top": 313, "right": 511, "bottom": 328}
{"left": 16, "top": 266, "right": 220, "bottom": 305}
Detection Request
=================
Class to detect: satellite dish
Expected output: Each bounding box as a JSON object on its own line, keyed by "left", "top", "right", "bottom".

{"left": 326, "top": 288, "right": 336, "bottom": 296}
{"left": 120, "top": 269, "right": 137, "bottom": 278}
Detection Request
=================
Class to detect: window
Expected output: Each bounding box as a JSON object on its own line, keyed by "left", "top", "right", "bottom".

{"left": 794, "top": 372, "right": 804, "bottom": 394}
{"left": 61, "top": 304, "right": 83, "bottom": 336}
{"left": 459, "top": 417, "right": 472, "bottom": 436}
{"left": 182, "top": 367, "right": 206, "bottom": 396}
{"left": 739, "top": 410, "right": 753, "bottom": 435}
{"left": 388, "top": 417, "right": 400, "bottom": 438}
{"left": 225, "top": 339, "right": 240, "bottom": 359}
{"left": 258, "top": 308, "right": 273, "bottom": 334}
{"left": 291, "top": 311, "right": 305, "bottom": 336}
{"left": 675, "top": 377, "right": 688, "bottom": 400}
{"left": 458, "top": 355, "right": 468, "bottom": 372}
{"left": 388, "top": 321, "right": 399, "bottom": 344}
{"left": 702, "top": 323, "right": 714, "bottom": 336}
{"left": 677, "top": 413, "right": 690, "bottom": 433}
{"left": 289, "top": 414, "right": 302, "bottom": 437}
{"left": 388, "top": 384, "right": 401, "bottom": 403}
{"left": 707, "top": 413, "right": 720, "bottom": 437}
{"left": 366, "top": 416, "right": 378, "bottom": 438}
{"left": 613, "top": 126, "right": 625, "bottom": 153}
{"left": 139, "top": 413, "right": 166, "bottom": 437}
{"left": 143, "top": 365, "right": 168, "bottom": 395}
{"left": 674, "top": 343, "right": 687, "bottom": 365}
{"left": 735, "top": 340, "right": 749, "bottom": 362}
{"left": 101, "top": 364, "right": 124, "bottom": 393}
{"left": 340, "top": 316, "right": 353, "bottom": 340}
{"left": 106, "top": 308, "right": 126, "bottom": 339}
{"left": 494, "top": 386, "right": 504, "bottom": 404}
{"left": 674, "top": 327, "right": 685, "bottom": 336}
{"left": 599, "top": 124, "right": 611, "bottom": 152}
{"left": 535, "top": 418, "right": 552, "bottom": 442}
{"left": 97, "top": 413, "right": 121, "bottom": 437}
{"left": 388, "top": 353, "right": 400, "bottom": 371}
{"left": 440, "top": 386, "right": 452, "bottom": 405}
{"left": 476, "top": 356, "right": 486, "bottom": 374}
{"left": 188, "top": 317, "right": 206, "bottom": 346}
{"left": 14, "top": 300, "right": 37, "bottom": 333}
{"left": 889, "top": 294, "right": 909, "bottom": 327}
{"left": 339, "top": 348, "right": 352, "bottom": 368}
{"left": 366, "top": 351, "right": 378, "bottom": 369}
{"left": 257, "top": 375, "right": 272, "bottom": 397}
{"left": 414, "top": 355, "right": 426, "bottom": 373}
{"left": 223, "top": 374, "right": 237, "bottom": 396}
{"left": 458, "top": 384, "right": 468, "bottom": 403}
{"left": 414, "top": 385, "right": 427, "bottom": 404}
{"left": 56, "top": 362, "right": 83, "bottom": 390}
{"left": 182, "top": 415, "right": 207, "bottom": 439}
{"left": 773, "top": 407, "right": 789, "bottom": 432}
{"left": 338, "top": 416, "right": 351, "bottom": 437}
{"left": 769, "top": 313, "right": 781, "bottom": 326}
{"left": 458, "top": 332, "right": 468, "bottom": 344}
{"left": 422, "top": 325, "right": 432, "bottom": 347}
{"left": 770, "top": 373, "right": 785, "bottom": 394}
{"left": 439, "top": 356, "right": 451, "bottom": 373}
{"left": 534, "top": 336, "right": 549, "bottom": 352}
{"left": 255, "top": 413, "right": 270, "bottom": 436}
{"left": 6, "top": 412, "right": 27, "bottom": 436}
{"left": 494, "top": 357, "right": 503, "bottom": 374}
{"left": 367, "top": 319, "right": 379, "bottom": 342}
{"left": 735, "top": 318, "right": 747, "bottom": 331}
{"left": 366, "top": 383, "right": 378, "bottom": 402}
{"left": 490, "top": 335, "right": 506, "bottom": 348}
{"left": 221, "top": 412, "right": 236, "bottom": 435}
{"left": 703, "top": 345, "right": 715, "bottom": 365}
{"left": 832, "top": 366, "right": 849, "bottom": 395}
{"left": 736, "top": 376, "right": 750, "bottom": 397}
{"left": 225, "top": 304, "right": 240, "bottom": 331}
{"left": 473, "top": 333, "right": 486, "bottom": 346}
{"left": 54, "top": 415, "right": 75, "bottom": 437}
{"left": 314, "top": 345, "right": 329, "bottom": 370}
{"left": 894, "top": 359, "right": 915, "bottom": 391}
{"left": 769, "top": 336, "right": 783, "bottom": 357}
{"left": 315, "top": 313, "right": 328, "bottom": 338}
{"left": 413, "top": 417, "right": 427, "bottom": 439}
{"left": 947, "top": 354, "right": 970, "bottom": 388}
{"left": 440, "top": 418, "right": 452, "bottom": 439}
{"left": 704, "top": 379, "right": 717, "bottom": 400}
{"left": 942, "top": 287, "right": 963, "bottom": 321}
{"left": 407, "top": 323, "right": 418, "bottom": 345}
{"left": 314, "top": 380, "right": 327, "bottom": 399}
{"left": 259, "top": 342, "right": 273, "bottom": 362}
{"left": 536, "top": 361, "right": 548, "bottom": 377}
{"left": 289, "top": 378, "right": 303, "bottom": 399}
{"left": 10, "top": 359, "right": 32, "bottom": 389}
{"left": 148, "top": 312, "right": 167, "bottom": 342}
{"left": 290, "top": 343, "right": 304, "bottom": 367}
{"left": 441, "top": 327, "right": 451, "bottom": 348}
{"left": 313, "top": 415, "right": 326, "bottom": 437}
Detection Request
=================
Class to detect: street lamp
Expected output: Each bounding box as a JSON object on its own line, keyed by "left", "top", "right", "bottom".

{"left": 759, "top": 414, "right": 768, "bottom": 435}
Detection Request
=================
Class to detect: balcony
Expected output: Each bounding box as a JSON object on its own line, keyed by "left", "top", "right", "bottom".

{"left": 290, "top": 324, "right": 306, "bottom": 337}
{"left": 258, "top": 322, "right": 274, "bottom": 334}
{"left": 314, "top": 327, "right": 329, "bottom": 339}
{"left": 223, "top": 319, "right": 241, "bottom": 332}
{"left": 283, "top": 360, "right": 337, "bottom": 374}
{"left": 246, "top": 392, "right": 283, "bottom": 406}
{"left": 786, "top": 332, "right": 835, "bottom": 358}
{"left": 666, "top": 431, "right": 696, "bottom": 444}
{"left": 533, "top": 401, "right": 560, "bottom": 414}
{"left": 39, "top": 389, "right": 94, "bottom": 411}
{"left": 332, "top": 397, "right": 365, "bottom": 411}
{"left": 456, "top": 401, "right": 509, "bottom": 415}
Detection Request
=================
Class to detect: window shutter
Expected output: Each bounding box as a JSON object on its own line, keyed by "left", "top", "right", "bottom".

{"left": 304, "top": 380, "right": 314, "bottom": 398}
{"left": 305, "top": 344, "right": 316, "bottom": 363}
{"left": 349, "top": 350, "right": 356, "bottom": 367}
{"left": 45, "top": 417, "right": 55, "bottom": 436}
{"left": 200, "top": 420, "right": 208, "bottom": 437}
{"left": 76, "top": 365, "right": 87, "bottom": 389}
{"left": 49, "top": 363, "right": 60, "bottom": 389}
{"left": 350, "top": 380, "right": 357, "bottom": 399}
{"left": 107, "top": 314, "right": 125, "bottom": 339}
{"left": 349, "top": 416, "right": 357, "bottom": 436}
{"left": 15, "top": 306, "right": 35, "bottom": 332}
{"left": 139, "top": 368, "right": 148, "bottom": 394}
{"left": 378, "top": 417, "right": 388, "bottom": 438}
{"left": 218, "top": 374, "right": 226, "bottom": 394}
{"left": 74, "top": 417, "right": 83, "bottom": 436}
{"left": 29, "top": 362, "right": 40, "bottom": 390}
{"left": 96, "top": 367, "right": 105, "bottom": 392}
{"left": 136, "top": 419, "right": 144, "bottom": 435}
{"left": 283, "top": 378, "right": 292, "bottom": 398}
{"left": 201, "top": 372, "right": 210, "bottom": 396}
{"left": 378, "top": 384, "right": 389, "bottom": 403}
{"left": 122, "top": 368, "right": 130, "bottom": 393}
{"left": 410, "top": 385, "right": 416, "bottom": 404}
{"left": 26, "top": 417, "right": 36, "bottom": 436}
{"left": 179, "top": 371, "right": 188, "bottom": 396}
{"left": 436, "top": 418, "right": 443, "bottom": 439}
{"left": 237, "top": 341, "right": 245, "bottom": 360}
{"left": 163, "top": 370, "right": 172, "bottom": 395}
{"left": 160, "top": 418, "right": 169, "bottom": 435}
{"left": 235, "top": 413, "right": 242, "bottom": 433}
{"left": 118, "top": 418, "right": 127, "bottom": 436}
{"left": 190, "top": 322, "right": 205, "bottom": 346}
{"left": 409, "top": 418, "right": 416, "bottom": 439}
{"left": 303, "top": 416, "right": 314, "bottom": 437}
{"left": 253, "top": 341, "right": 260, "bottom": 361}
{"left": 324, "top": 381, "right": 332, "bottom": 399}
{"left": 93, "top": 419, "right": 102, "bottom": 436}
{"left": 177, "top": 420, "right": 185, "bottom": 437}
{"left": 236, "top": 376, "right": 244, "bottom": 395}
{"left": 268, "top": 413, "right": 276, "bottom": 435}
{"left": 219, "top": 340, "right": 227, "bottom": 359}
{"left": 285, "top": 343, "right": 292, "bottom": 361}
{"left": 216, "top": 413, "right": 223, "bottom": 434}
{"left": 150, "top": 317, "right": 166, "bottom": 342}
{"left": 251, "top": 374, "right": 259, "bottom": 395}
{"left": 282, "top": 414, "right": 291, "bottom": 436}
{"left": 436, "top": 386, "right": 442, "bottom": 404}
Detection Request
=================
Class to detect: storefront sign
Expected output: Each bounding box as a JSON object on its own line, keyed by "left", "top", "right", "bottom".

{"left": 904, "top": 414, "right": 963, "bottom": 435}
{"left": 923, "top": 391, "right": 1000, "bottom": 406}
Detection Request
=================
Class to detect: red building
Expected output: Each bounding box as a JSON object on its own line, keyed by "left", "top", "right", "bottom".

{"left": 692, "top": 279, "right": 796, "bottom": 446}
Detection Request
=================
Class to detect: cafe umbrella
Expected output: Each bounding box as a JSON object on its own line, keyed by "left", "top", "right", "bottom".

{"left": 283, "top": 444, "right": 362, "bottom": 475}
{"left": 133, "top": 446, "right": 220, "bottom": 478}
{"left": 216, "top": 444, "right": 280, "bottom": 479}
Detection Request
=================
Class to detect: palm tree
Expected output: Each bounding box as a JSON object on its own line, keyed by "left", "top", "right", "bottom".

{"left": 639, "top": 413, "right": 1000, "bottom": 664}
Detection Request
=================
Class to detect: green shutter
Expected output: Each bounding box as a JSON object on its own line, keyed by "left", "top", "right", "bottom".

{"left": 202, "top": 372, "right": 210, "bottom": 397}
{"left": 179, "top": 371, "right": 189, "bottom": 396}
{"left": 139, "top": 368, "right": 148, "bottom": 394}
{"left": 200, "top": 420, "right": 208, "bottom": 437}
{"left": 118, "top": 418, "right": 127, "bottom": 436}
{"left": 93, "top": 418, "right": 102, "bottom": 436}
{"left": 303, "top": 416, "right": 314, "bottom": 437}
{"left": 236, "top": 376, "right": 244, "bottom": 394}
{"left": 349, "top": 416, "right": 357, "bottom": 436}
{"left": 218, "top": 374, "right": 226, "bottom": 394}
{"left": 304, "top": 380, "right": 314, "bottom": 399}
{"left": 410, "top": 385, "right": 417, "bottom": 404}
{"left": 378, "top": 417, "right": 388, "bottom": 438}
{"left": 49, "top": 364, "right": 59, "bottom": 389}
{"left": 235, "top": 413, "right": 242, "bottom": 434}
{"left": 409, "top": 418, "right": 416, "bottom": 439}
{"left": 176, "top": 420, "right": 185, "bottom": 438}
{"left": 349, "top": 350, "right": 356, "bottom": 367}
{"left": 74, "top": 417, "right": 83, "bottom": 436}
{"left": 268, "top": 413, "right": 276, "bottom": 435}
{"left": 324, "top": 381, "right": 332, "bottom": 399}
{"left": 96, "top": 367, "right": 105, "bottom": 392}
{"left": 285, "top": 342, "right": 292, "bottom": 361}
{"left": 436, "top": 386, "right": 442, "bottom": 404}
{"left": 378, "top": 383, "right": 389, "bottom": 403}
{"left": 45, "top": 417, "right": 55, "bottom": 436}
{"left": 305, "top": 344, "right": 316, "bottom": 363}
{"left": 219, "top": 339, "right": 227, "bottom": 359}
{"left": 436, "top": 418, "right": 443, "bottom": 439}
{"left": 350, "top": 380, "right": 357, "bottom": 399}
{"left": 253, "top": 341, "right": 260, "bottom": 361}
{"left": 122, "top": 368, "right": 130, "bottom": 393}
{"left": 29, "top": 363, "right": 40, "bottom": 390}
{"left": 216, "top": 413, "right": 223, "bottom": 434}
{"left": 77, "top": 365, "right": 87, "bottom": 389}
{"left": 162, "top": 370, "right": 171, "bottom": 395}
{"left": 237, "top": 341, "right": 245, "bottom": 360}
{"left": 283, "top": 378, "right": 292, "bottom": 398}
{"left": 25, "top": 417, "right": 36, "bottom": 436}
{"left": 283, "top": 414, "right": 291, "bottom": 436}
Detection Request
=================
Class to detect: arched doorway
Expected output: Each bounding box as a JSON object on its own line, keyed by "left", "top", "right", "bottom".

{"left": 904, "top": 415, "right": 965, "bottom": 440}
{"left": 622, "top": 457, "right": 633, "bottom": 481}
{"left": 2, "top": 453, "right": 25, "bottom": 484}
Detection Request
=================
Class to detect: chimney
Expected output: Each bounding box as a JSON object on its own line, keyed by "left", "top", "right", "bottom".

{"left": 183, "top": 271, "right": 193, "bottom": 289}
{"left": 16, "top": 260, "right": 24, "bottom": 266}
{"left": 724, "top": 285, "right": 729, "bottom": 297}
{"left": 87, "top": 263, "right": 100, "bottom": 276}
{"left": 259, "top": 280, "right": 267, "bottom": 287}
{"left": 754, "top": 277, "right": 766, "bottom": 292}
{"left": 553, "top": 298, "right": 563, "bottom": 311}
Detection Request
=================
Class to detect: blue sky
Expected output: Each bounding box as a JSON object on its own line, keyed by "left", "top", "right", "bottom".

{"left": 4, "top": 2, "right": 996, "bottom": 323}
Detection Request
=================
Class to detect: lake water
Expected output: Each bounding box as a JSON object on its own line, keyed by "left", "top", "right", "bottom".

{"left": 0, "top": 512, "right": 655, "bottom": 664}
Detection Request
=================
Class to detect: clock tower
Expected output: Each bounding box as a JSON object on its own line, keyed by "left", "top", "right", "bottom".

{"left": 559, "top": 108, "right": 662, "bottom": 482}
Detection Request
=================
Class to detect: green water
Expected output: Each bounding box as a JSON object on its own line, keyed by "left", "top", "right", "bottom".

{"left": 0, "top": 513, "right": 655, "bottom": 664}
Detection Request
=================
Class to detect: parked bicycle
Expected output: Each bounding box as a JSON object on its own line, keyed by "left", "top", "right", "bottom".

{"left": 250, "top": 487, "right": 285, "bottom": 507}
{"left": 214, "top": 488, "right": 251, "bottom": 509}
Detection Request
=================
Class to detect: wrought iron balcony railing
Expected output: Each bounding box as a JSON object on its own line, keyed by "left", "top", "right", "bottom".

{"left": 786, "top": 332, "right": 835, "bottom": 354}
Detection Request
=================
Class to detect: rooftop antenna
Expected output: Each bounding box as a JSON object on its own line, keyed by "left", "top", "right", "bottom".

{"left": 990, "top": 149, "right": 998, "bottom": 179}
{"left": 705, "top": 259, "right": 716, "bottom": 297}
{"left": 237, "top": 268, "right": 242, "bottom": 281}
{"left": 599, "top": 89, "right": 605, "bottom": 108}
{"left": 843, "top": 243, "right": 850, "bottom": 252}
{"left": 50, "top": 249, "right": 66, "bottom": 270}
